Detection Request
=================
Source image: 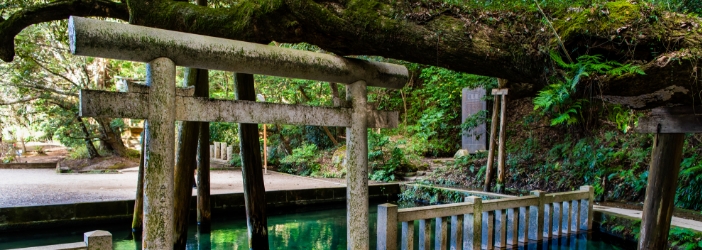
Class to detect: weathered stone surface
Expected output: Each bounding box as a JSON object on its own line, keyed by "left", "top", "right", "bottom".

{"left": 401, "top": 221, "right": 414, "bottom": 250}
{"left": 506, "top": 208, "right": 518, "bottom": 246}
{"left": 461, "top": 87, "right": 487, "bottom": 153}
{"left": 435, "top": 217, "right": 447, "bottom": 250}
{"left": 454, "top": 149, "right": 469, "bottom": 159}
{"left": 495, "top": 209, "right": 506, "bottom": 247}
{"left": 450, "top": 215, "right": 463, "bottom": 250}
{"left": 226, "top": 146, "right": 233, "bottom": 162}
{"left": 376, "top": 204, "right": 397, "bottom": 250}
{"left": 68, "top": 17, "right": 408, "bottom": 89}
{"left": 346, "top": 81, "right": 368, "bottom": 250}
{"left": 418, "top": 219, "right": 431, "bottom": 250}
{"left": 9, "top": 242, "right": 87, "bottom": 250}
{"left": 79, "top": 90, "right": 399, "bottom": 128}
{"left": 464, "top": 196, "right": 482, "bottom": 250}
{"left": 518, "top": 206, "right": 530, "bottom": 243}
{"left": 84, "top": 230, "right": 111, "bottom": 250}
{"left": 142, "top": 57, "right": 176, "bottom": 249}
{"left": 214, "top": 142, "right": 221, "bottom": 159}
{"left": 220, "top": 142, "right": 227, "bottom": 161}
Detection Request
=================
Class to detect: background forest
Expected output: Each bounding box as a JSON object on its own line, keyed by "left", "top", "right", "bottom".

{"left": 1, "top": 0, "right": 702, "bottom": 216}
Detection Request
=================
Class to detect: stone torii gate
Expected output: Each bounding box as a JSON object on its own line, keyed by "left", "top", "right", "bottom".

{"left": 68, "top": 16, "right": 408, "bottom": 249}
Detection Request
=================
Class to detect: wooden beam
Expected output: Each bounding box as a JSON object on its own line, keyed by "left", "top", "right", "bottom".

{"left": 638, "top": 133, "right": 685, "bottom": 250}
{"left": 68, "top": 16, "right": 408, "bottom": 89}
{"left": 79, "top": 90, "right": 398, "bottom": 128}
{"left": 491, "top": 88, "right": 509, "bottom": 95}
{"left": 234, "top": 73, "right": 269, "bottom": 249}
{"left": 636, "top": 106, "right": 702, "bottom": 133}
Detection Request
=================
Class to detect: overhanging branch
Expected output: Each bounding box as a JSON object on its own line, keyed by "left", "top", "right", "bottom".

{"left": 0, "top": 96, "right": 39, "bottom": 105}
{"left": 0, "top": 0, "right": 129, "bottom": 62}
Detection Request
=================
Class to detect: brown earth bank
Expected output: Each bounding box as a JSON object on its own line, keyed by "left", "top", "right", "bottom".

{"left": 58, "top": 156, "right": 139, "bottom": 173}
{"left": 421, "top": 96, "right": 702, "bottom": 214}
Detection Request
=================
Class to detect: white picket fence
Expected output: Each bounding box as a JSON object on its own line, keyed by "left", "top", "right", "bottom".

{"left": 377, "top": 186, "right": 594, "bottom": 250}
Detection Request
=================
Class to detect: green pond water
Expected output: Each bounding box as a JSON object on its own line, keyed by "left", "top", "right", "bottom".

{"left": 0, "top": 204, "right": 634, "bottom": 249}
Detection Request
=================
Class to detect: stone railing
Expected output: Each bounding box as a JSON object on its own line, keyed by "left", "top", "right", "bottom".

{"left": 10, "top": 230, "right": 111, "bottom": 250}
{"left": 377, "top": 186, "right": 594, "bottom": 250}
{"left": 210, "top": 142, "right": 234, "bottom": 161}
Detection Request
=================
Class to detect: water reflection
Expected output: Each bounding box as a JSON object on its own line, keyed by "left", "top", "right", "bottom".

{"left": 0, "top": 205, "right": 631, "bottom": 250}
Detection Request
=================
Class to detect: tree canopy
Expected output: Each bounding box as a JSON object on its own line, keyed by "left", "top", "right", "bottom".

{"left": 1, "top": 0, "right": 701, "bottom": 109}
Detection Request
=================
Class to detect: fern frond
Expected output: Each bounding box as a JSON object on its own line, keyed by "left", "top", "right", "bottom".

{"left": 550, "top": 51, "right": 577, "bottom": 69}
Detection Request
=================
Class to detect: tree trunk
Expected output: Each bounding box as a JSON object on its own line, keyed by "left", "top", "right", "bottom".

{"left": 330, "top": 82, "right": 344, "bottom": 141}
{"left": 131, "top": 130, "right": 145, "bottom": 232}
{"left": 483, "top": 95, "right": 499, "bottom": 192}
{"left": 235, "top": 72, "right": 269, "bottom": 250}
{"left": 3, "top": 1, "right": 702, "bottom": 109}
{"left": 173, "top": 67, "right": 206, "bottom": 249}
{"left": 638, "top": 133, "right": 685, "bottom": 250}
{"left": 95, "top": 117, "right": 128, "bottom": 157}
{"left": 275, "top": 124, "right": 293, "bottom": 155}
{"left": 496, "top": 79, "right": 508, "bottom": 194}
{"left": 193, "top": 67, "right": 211, "bottom": 233}
{"left": 197, "top": 121, "right": 211, "bottom": 232}
{"left": 75, "top": 115, "right": 99, "bottom": 159}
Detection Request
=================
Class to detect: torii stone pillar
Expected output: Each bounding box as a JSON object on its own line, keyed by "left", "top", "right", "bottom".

{"left": 346, "top": 80, "right": 368, "bottom": 249}
{"left": 143, "top": 57, "right": 176, "bottom": 249}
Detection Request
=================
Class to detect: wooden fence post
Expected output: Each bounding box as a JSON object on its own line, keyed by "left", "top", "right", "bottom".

{"left": 529, "top": 190, "right": 545, "bottom": 242}
{"left": 465, "top": 196, "right": 483, "bottom": 249}
{"left": 377, "top": 204, "right": 398, "bottom": 250}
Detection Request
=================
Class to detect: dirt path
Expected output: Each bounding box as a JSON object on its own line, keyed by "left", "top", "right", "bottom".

{"left": 4, "top": 142, "right": 66, "bottom": 163}
{"left": 0, "top": 169, "right": 346, "bottom": 207}
{"left": 595, "top": 205, "right": 702, "bottom": 232}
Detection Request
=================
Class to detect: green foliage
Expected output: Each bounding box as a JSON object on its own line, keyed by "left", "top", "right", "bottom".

{"left": 460, "top": 110, "right": 489, "bottom": 140}
{"left": 228, "top": 153, "right": 242, "bottom": 168}
{"left": 534, "top": 52, "right": 644, "bottom": 126}
{"left": 209, "top": 122, "right": 238, "bottom": 145}
{"left": 368, "top": 131, "right": 401, "bottom": 182}
{"left": 398, "top": 185, "right": 467, "bottom": 206}
{"left": 67, "top": 144, "right": 97, "bottom": 160}
{"left": 278, "top": 143, "right": 320, "bottom": 176}
{"left": 606, "top": 105, "right": 642, "bottom": 133}
{"left": 676, "top": 147, "right": 702, "bottom": 210}
{"left": 669, "top": 227, "right": 702, "bottom": 250}
{"left": 405, "top": 67, "right": 495, "bottom": 156}
{"left": 304, "top": 126, "right": 337, "bottom": 150}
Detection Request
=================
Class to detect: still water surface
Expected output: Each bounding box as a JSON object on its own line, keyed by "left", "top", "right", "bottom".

{"left": 0, "top": 205, "right": 634, "bottom": 249}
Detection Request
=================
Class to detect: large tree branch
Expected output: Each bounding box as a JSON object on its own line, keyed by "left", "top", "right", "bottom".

{"left": 0, "top": 96, "right": 39, "bottom": 105}
{"left": 22, "top": 55, "right": 82, "bottom": 88}
{"left": 3, "top": 0, "right": 702, "bottom": 108}
{"left": 124, "top": 0, "right": 702, "bottom": 108}
{"left": 14, "top": 79, "right": 79, "bottom": 97}
{"left": 0, "top": 0, "right": 129, "bottom": 62}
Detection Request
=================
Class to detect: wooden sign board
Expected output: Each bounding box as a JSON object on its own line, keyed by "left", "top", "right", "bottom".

{"left": 492, "top": 88, "right": 509, "bottom": 95}
{"left": 636, "top": 106, "right": 702, "bottom": 133}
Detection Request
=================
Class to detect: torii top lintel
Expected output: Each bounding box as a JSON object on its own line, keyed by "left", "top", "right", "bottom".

{"left": 68, "top": 16, "right": 408, "bottom": 89}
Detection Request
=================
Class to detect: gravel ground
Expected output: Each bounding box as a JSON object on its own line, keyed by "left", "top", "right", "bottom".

{"left": 0, "top": 169, "right": 346, "bottom": 207}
